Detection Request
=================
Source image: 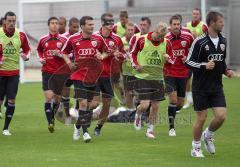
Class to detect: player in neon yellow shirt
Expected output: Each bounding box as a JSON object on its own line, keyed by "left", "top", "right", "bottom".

{"left": 131, "top": 22, "right": 174, "bottom": 139}
{"left": 0, "top": 11, "right": 30, "bottom": 136}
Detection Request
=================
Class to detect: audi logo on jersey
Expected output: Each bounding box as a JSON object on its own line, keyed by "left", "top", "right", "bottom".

{"left": 208, "top": 54, "right": 224, "bottom": 62}
{"left": 78, "top": 48, "right": 96, "bottom": 56}
{"left": 173, "top": 49, "right": 185, "bottom": 57}
{"left": 46, "top": 50, "right": 58, "bottom": 56}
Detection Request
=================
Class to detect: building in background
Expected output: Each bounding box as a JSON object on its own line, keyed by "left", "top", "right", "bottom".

{"left": 0, "top": 0, "right": 238, "bottom": 82}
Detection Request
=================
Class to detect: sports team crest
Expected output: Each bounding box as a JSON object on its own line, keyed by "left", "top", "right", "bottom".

{"left": 57, "top": 42, "right": 62, "bottom": 49}
{"left": 205, "top": 44, "right": 210, "bottom": 51}
{"left": 220, "top": 44, "right": 225, "bottom": 51}
{"left": 109, "top": 41, "right": 114, "bottom": 46}
{"left": 45, "top": 42, "right": 48, "bottom": 47}
{"left": 181, "top": 41, "right": 187, "bottom": 47}
{"left": 91, "top": 41, "right": 97, "bottom": 47}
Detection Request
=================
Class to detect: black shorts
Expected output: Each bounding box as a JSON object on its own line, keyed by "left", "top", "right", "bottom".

{"left": 111, "top": 73, "right": 121, "bottom": 84}
{"left": 123, "top": 75, "right": 137, "bottom": 91}
{"left": 0, "top": 75, "right": 19, "bottom": 100}
{"left": 42, "top": 72, "right": 68, "bottom": 95}
{"left": 95, "top": 77, "right": 114, "bottom": 98}
{"left": 73, "top": 80, "right": 96, "bottom": 100}
{"left": 135, "top": 79, "right": 165, "bottom": 101}
{"left": 164, "top": 76, "right": 187, "bottom": 98}
{"left": 193, "top": 90, "right": 226, "bottom": 111}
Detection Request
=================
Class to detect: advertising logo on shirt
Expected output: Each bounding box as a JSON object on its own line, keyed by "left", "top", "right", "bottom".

{"left": 78, "top": 48, "right": 96, "bottom": 56}
{"left": 173, "top": 49, "right": 185, "bottom": 57}
{"left": 208, "top": 54, "right": 224, "bottom": 62}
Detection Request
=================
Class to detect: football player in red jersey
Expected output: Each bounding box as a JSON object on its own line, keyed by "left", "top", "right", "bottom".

{"left": 37, "top": 17, "right": 68, "bottom": 133}
{"left": 61, "top": 16, "right": 109, "bottom": 142}
{"left": 164, "top": 15, "right": 194, "bottom": 136}
{"left": 61, "top": 17, "right": 80, "bottom": 125}
{"left": 93, "top": 13, "right": 126, "bottom": 136}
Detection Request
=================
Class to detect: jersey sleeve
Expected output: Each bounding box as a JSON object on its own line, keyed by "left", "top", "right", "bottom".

{"left": 112, "top": 24, "right": 117, "bottom": 34}
{"left": 118, "top": 37, "right": 127, "bottom": 59}
{"left": 61, "top": 38, "right": 73, "bottom": 55}
{"left": 166, "top": 39, "right": 174, "bottom": 64}
{"left": 36, "top": 39, "right": 44, "bottom": 59}
{"left": 202, "top": 24, "right": 208, "bottom": 33}
{"left": 20, "top": 32, "right": 31, "bottom": 58}
{"left": 188, "top": 33, "right": 195, "bottom": 48}
{"left": 134, "top": 24, "right": 141, "bottom": 34}
{"left": 0, "top": 44, "right": 3, "bottom": 63}
{"left": 130, "top": 37, "right": 144, "bottom": 66}
{"left": 185, "top": 39, "right": 206, "bottom": 70}
{"left": 129, "top": 35, "right": 137, "bottom": 52}
{"left": 222, "top": 40, "right": 228, "bottom": 73}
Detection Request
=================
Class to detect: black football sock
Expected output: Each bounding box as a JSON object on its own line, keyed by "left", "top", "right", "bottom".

{"left": 44, "top": 102, "right": 53, "bottom": 124}
{"left": 52, "top": 102, "right": 59, "bottom": 119}
{"left": 82, "top": 110, "right": 93, "bottom": 134}
{"left": 3, "top": 103, "right": 15, "bottom": 130}
{"left": 95, "top": 124, "right": 103, "bottom": 130}
{"left": 4, "top": 99, "right": 8, "bottom": 108}
{"left": 168, "top": 103, "right": 177, "bottom": 130}
{"left": 75, "top": 100, "right": 79, "bottom": 110}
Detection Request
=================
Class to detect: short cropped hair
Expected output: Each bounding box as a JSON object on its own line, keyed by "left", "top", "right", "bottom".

{"left": 120, "top": 10, "right": 128, "bottom": 18}
{"left": 101, "top": 12, "right": 113, "bottom": 21}
{"left": 141, "top": 17, "right": 151, "bottom": 25}
{"left": 80, "top": 16, "right": 93, "bottom": 26}
{"left": 48, "top": 17, "right": 59, "bottom": 26}
{"left": 206, "top": 11, "right": 223, "bottom": 26}
{"left": 169, "top": 15, "right": 181, "bottom": 24}
{"left": 69, "top": 17, "right": 79, "bottom": 26}
{"left": 4, "top": 11, "right": 16, "bottom": 20}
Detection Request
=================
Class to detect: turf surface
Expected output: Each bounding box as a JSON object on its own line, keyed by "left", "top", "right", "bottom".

{"left": 0, "top": 78, "right": 239, "bottom": 167}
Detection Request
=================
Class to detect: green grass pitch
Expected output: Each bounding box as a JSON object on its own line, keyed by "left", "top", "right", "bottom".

{"left": 0, "top": 78, "right": 239, "bottom": 167}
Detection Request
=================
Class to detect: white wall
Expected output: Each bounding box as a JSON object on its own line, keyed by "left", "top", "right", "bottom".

{"left": 0, "top": 0, "right": 18, "bottom": 17}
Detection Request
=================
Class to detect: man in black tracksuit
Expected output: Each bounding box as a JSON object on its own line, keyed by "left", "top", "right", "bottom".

{"left": 185, "top": 11, "right": 234, "bottom": 158}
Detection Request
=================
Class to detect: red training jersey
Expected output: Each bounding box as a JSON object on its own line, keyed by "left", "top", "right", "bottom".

{"left": 164, "top": 30, "right": 194, "bottom": 78}
{"left": 61, "top": 32, "right": 109, "bottom": 83}
{"left": 37, "top": 33, "right": 68, "bottom": 74}
{"left": 62, "top": 32, "right": 71, "bottom": 38}
{"left": 95, "top": 29, "right": 126, "bottom": 77}
{"left": 62, "top": 31, "right": 78, "bottom": 60}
